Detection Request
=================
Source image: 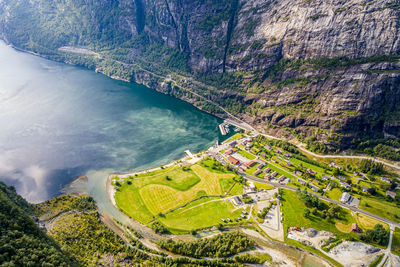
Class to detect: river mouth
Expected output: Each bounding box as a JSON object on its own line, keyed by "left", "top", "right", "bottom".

{"left": 0, "top": 41, "right": 222, "bottom": 203}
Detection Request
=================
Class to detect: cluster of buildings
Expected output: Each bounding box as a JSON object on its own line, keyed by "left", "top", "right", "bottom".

{"left": 297, "top": 177, "right": 320, "bottom": 192}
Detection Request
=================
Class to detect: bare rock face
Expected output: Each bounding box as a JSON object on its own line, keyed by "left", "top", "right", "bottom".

{"left": 1, "top": 0, "right": 399, "bottom": 148}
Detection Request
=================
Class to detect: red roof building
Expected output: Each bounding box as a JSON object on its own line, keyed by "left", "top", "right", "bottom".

{"left": 351, "top": 223, "right": 359, "bottom": 232}
{"left": 225, "top": 149, "right": 234, "bottom": 155}
{"left": 228, "top": 156, "right": 240, "bottom": 165}
{"left": 244, "top": 160, "right": 256, "bottom": 168}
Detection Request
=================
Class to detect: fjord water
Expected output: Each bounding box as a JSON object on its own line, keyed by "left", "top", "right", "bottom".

{"left": 0, "top": 42, "right": 221, "bottom": 203}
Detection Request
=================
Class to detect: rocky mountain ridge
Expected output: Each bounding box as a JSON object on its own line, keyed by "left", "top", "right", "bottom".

{"left": 1, "top": 0, "right": 400, "bottom": 150}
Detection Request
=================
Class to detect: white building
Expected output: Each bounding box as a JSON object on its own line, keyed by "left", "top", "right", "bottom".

{"left": 339, "top": 192, "right": 351, "bottom": 203}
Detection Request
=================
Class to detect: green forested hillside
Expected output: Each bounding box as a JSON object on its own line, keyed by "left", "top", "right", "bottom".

{"left": 0, "top": 182, "right": 71, "bottom": 266}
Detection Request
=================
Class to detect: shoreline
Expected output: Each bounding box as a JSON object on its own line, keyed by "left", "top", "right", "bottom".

{"left": 4, "top": 39, "right": 399, "bottom": 172}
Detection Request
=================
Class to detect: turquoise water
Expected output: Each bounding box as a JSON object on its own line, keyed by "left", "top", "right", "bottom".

{"left": 0, "top": 41, "right": 221, "bottom": 203}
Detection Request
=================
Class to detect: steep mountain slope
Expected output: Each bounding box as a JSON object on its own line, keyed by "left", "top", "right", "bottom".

{"left": 0, "top": 0, "right": 399, "bottom": 150}
{"left": 0, "top": 182, "right": 71, "bottom": 266}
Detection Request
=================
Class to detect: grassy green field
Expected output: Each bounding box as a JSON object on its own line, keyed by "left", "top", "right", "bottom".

{"left": 267, "top": 162, "right": 297, "bottom": 180}
{"left": 229, "top": 183, "right": 244, "bottom": 195}
{"left": 252, "top": 182, "right": 274, "bottom": 190}
{"left": 114, "top": 160, "right": 238, "bottom": 230}
{"left": 358, "top": 180, "right": 374, "bottom": 188}
{"left": 237, "top": 150, "right": 256, "bottom": 160}
{"left": 223, "top": 133, "right": 243, "bottom": 144}
{"left": 289, "top": 158, "right": 329, "bottom": 175}
{"left": 359, "top": 198, "right": 400, "bottom": 224}
{"left": 392, "top": 227, "right": 400, "bottom": 256}
{"left": 281, "top": 190, "right": 356, "bottom": 239}
{"left": 159, "top": 199, "right": 245, "bottom": 233}
{"left": 325, "top": 188, "right": 342, "bottom": 201}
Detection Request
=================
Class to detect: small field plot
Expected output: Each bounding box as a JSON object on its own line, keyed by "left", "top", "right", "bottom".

{"left": 159, "top": 199, "right": 244, "bottom": 232}
{"left": 229, "top": 183, "right": 243, "bottom": 195}
{"left": 325, "top": 188, "right": 342, "bottom": 201}
{"left": 223, "top": 133, "right": 243, "bottom": 144}
{"left": 237, "top": 149, "right": 256, "bottom": 160}
{"left": 355, "top": 213, "right": 389, "bottom": 230}
{"left": 358, "top": 180, "right": 373, "bottom": 188}
{"left": 115, "top": 162, "right": 236, "bottom": 226}
{"left": 252, "top": 181, "right": 274, "bottom": 190}
{"left": 290, "top": 158, "right": 328, "bottom": 175}
{"left": 392, "top": 227, "right": 400, "bottom": 256}
{"left": 359, "top": 198, "right": 400, "bottom": 224}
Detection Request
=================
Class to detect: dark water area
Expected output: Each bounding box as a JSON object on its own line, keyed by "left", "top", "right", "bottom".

{"left": 0, "top": 41, "right": 221, "bottom": 203}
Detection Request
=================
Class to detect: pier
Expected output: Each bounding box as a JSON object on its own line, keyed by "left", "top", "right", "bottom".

{"left": 219, "top": 124, "right": 227, "bottom": 135}
{"left": 185, "top": 150, "right": 195, "bottom": 159}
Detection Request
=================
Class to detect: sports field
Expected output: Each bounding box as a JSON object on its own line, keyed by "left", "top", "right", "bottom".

{"left": 159, "top": 199, "right": 245, "bottom": 232}
{"left": 114, "top": 160, "right": 240, "bottom": 230}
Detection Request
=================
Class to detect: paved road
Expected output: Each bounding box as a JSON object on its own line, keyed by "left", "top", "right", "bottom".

{"left": 378, "top": 225, "right": 395, "bottom": 267}
{"left": 258, "top": 133, "right": 400, "bottom": 172}
{"left": 212, "top": 141, "right": 400, "bottom": 228}
{"left": 237, "top": 171, "right": 400, "bottom": 229}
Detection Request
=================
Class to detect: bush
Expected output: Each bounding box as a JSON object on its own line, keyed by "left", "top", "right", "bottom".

{"left": 158, "top": 232, "right": 254, "bottom": 258}
{"left": 151, "top": 222, "right": 169, "bottom": 234}
{"left": 360, "top": 224, "right": 389, "bottom": 246}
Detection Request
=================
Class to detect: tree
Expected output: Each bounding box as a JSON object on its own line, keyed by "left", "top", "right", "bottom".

{"left": 332, "top": 168, "right": 343, "bottom": 176}
{"left": 304, "top": 208, "right": 310, "bottom": 218}
{"left": 360, "top": 224, "right": 389, "bottom": 246}
{"left": 311, "top": 207, "right": 318, "bottom": 215}
{"left": 367, "top": 187, "right": 376, "bottom": 195}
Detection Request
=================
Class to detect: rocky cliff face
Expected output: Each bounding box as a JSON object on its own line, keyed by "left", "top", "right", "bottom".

{"left": 1, "top": 0, "right": 400, "bottom": 149}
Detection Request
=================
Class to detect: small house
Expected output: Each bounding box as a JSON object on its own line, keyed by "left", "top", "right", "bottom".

{"left": 298, "top": 178, "right": 306, "bottom": 185}
{"left": 310, "top": 185, "right": 319, "bottom": 192}
{"left": 232, "top": 196, "right": 243, "bottom": 206}
{"left": 386, "top": 191, "right": 397, "bottom": 198}
{"left": 225, "top": 149, "right": 234, "bottom": 155}
{"left": 351, "top": 223, "right": 360, "bottom": 233}
{"left": 253, "top": 169, "right": 263, "bottom": 176}
{"left": 361, "top": 186, "right": 368, "bottom": 193}
{"left": 244, "top": 160, "right": 256, "bottom": 168}
{"left": 381, "top": 177, "right": 392, "bottom": 183}
{"left": 340, "top": 182, "right": 351, "bottom": 190}
{"left": 322, "top": 175, "right": 330, "bottom": 181}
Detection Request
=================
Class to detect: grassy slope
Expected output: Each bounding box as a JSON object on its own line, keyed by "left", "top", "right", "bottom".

{"left": 42, "top": 195, "right": 148, "bottom": 265}
{"left": 392, "top": 227, "right": 400, "bottom": 256}
{"left": 281, "top": 190, "right": 356, "bottom": 239}
{"left": 290, "top": 157, "right": 329, "bottom": 175}
{"left": 359, "top": 198, "right": 400, "bottom": 224}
